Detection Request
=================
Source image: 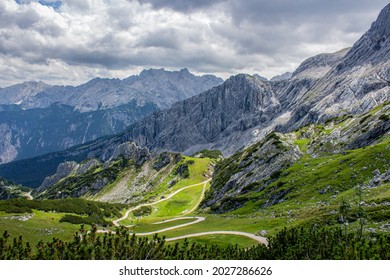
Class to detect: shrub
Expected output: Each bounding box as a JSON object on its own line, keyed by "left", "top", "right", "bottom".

{"left": 132, "top": 206, "right": 152, "bottom": 217}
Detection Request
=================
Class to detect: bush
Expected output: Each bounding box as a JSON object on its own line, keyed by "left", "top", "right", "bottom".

{"left": 1, "top": 225, "right": 388, "bottom": 260}
{"left": 60, "top": 214, "right": 112, "bottom": 227}
{"left": 0, "top": 198, "right": 125, "bottom": 218}
{"left": 379, "top": 114, "right": 389, "bottom": 121}
{"left": 192, "top": 150, "right": 223, "bottom": 159}
{"left": 174, "top": 163, "right": 190, "bottom": 178}
{"left": 132, "top": 206, "right": 152, "bottom": 217}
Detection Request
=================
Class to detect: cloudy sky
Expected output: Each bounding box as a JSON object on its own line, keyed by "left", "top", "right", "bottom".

{"left": 0, "top": 0, "right": 388, "bottom": 87}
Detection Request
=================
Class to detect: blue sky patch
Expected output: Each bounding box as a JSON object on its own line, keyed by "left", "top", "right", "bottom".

{"left": 15, "top": 0, "right": 62, "bottom": 9}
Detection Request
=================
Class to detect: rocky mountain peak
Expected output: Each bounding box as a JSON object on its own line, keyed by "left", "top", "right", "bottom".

{"left": 225, "top": 74, "right": 264, "bottom": 87}
{"left": 253, "top": 74, "right": 268, "bottom": 81}
{"left": 139, "top": 68, "right": 166, "bottom": 78}
{"left": 336, "top": 4, "right": 390, "bottom": 70}
{"left": 220, "top": 74, "right": 272, "bottom": 103}
{"left": 370, "top": 3, "right": 390, "bottom": 38}
{"left": 179, "top": 68, "right": 190, "bottom": 74}
{"left": 271, "top": 72, "right": 292, "bottom": 82}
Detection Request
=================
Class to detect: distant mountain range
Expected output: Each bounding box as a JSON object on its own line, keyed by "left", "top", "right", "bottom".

{"left": 0, "top": 3, "right": 389, "bottom": 188}
{"left": 0, "top": 68, "right": 223, "bottom": 163}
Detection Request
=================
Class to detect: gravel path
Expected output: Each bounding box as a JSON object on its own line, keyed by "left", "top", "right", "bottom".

{"left": 113, "top": 179, "right": 211, "bottom": 227}
{"left": 166, "top": 231, "right": 268, "bottom": 245}
{"left": 96, "top": 179, "right": 268, "bottom": 246}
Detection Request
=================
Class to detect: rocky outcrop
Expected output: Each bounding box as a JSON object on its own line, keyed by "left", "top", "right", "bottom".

{"left": 106, "top": 142, "right": 151, "bottom": 165}
{"left": 37, "top": 161, "right": 79, "bottom": 192}
{"left": 34, "top": 146, "right": 184, "bottom": 203}
{"left": 271, "top": 72, "right": 292, "bottom": 82}
{"left": 36, "top": 142, "right": 152, "bottom": 196}
{"left": 291, "top": 49, "right": 349, "bottom": 79}
{"left": 37, "top": 158, "right": 103, "bottom": 193}
{"left": 368, "top": 169, "right": 390, "bottom": 188}
{"left": 286, "top": 4, "right": 390, "bottom": 129}
{"left": 76, "top": 159, "right": 101, "bottom": 175}
{"left": 337, "top": 4, "right": 390, "bottom": 70}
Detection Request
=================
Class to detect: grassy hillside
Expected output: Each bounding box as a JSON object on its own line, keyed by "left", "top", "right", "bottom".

{"left": 202, "top": 102, "right": 390, "bottom": 235}
{"left": 0, "top": 198, "right": 126, "bottom": 245}
{"left": 0, "top": 155, "right": 218, "bottom": 247}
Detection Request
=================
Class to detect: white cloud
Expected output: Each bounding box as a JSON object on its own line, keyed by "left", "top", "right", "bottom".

{"left": 0, "top": 0, "right": 388, "bottom": 87}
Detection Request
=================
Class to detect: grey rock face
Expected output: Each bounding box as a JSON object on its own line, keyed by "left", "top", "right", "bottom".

{"left": 338, "top": 4, "right": 390, "bottom": 70}
{"left": 38, "top": 161, "right": 78, "bottom": 192}
{"left": 107, "top": 142, "right": 151, "bottom": 165}
{"left": 76, "top": 159, "right": 101, "bottom": 175}
{"left": 0, "top": 81, "right": 51, "bottom": 107}
{"left": 153, "top": 152, "right": 173, "bottom": 171}
{"left": 292, "top": 49, "right": 349, "bottom": 79}
{"left": 271, "top": 72, "right": 292, "bottom": 82}
{"left": 121, "top": 74, "right": 282, "bottom": 155}
{"left": 0, "top": 123, "right": 19, "bottom": 164}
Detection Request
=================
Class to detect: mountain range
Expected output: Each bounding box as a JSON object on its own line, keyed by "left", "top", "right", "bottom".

{"left": 0, "top": 69, "right": 223, "bottom": 163}
{"left": 0, "top": 4, "right": 389, "bottom": 190}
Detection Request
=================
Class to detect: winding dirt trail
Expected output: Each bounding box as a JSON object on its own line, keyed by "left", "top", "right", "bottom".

{"left": 135, "top": 217, "right": 206, "bottom": 235}
{"left": 97, "top": 178, "right": 268, "bottom": 245}
{"left": 166, "top": 231, "right": 268, "bottom": 245}
{"left": 112, "top": 179, "right": 211, "bottom": 227}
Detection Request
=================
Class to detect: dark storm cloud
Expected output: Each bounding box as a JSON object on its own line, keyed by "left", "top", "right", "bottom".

{"left": 226, "top": 0, "right": 387, "bottom": 25}
{"left": 138, "top": 0, "right": 225, "bottom": 12}
{"left": 139, "top": 28, "right": 181, "bottom": 49}
{"left": 211, "top": 0, "right": 390, "bottom": 58}
{"left": 0, "top": 0, "right": 389, "bottom": 87}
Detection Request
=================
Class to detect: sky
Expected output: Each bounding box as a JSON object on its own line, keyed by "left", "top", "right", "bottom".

{"left": 0, "top": 0, "right": 388, "bottom": 87}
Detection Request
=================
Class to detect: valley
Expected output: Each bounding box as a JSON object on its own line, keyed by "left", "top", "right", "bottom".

{"left": 0, "top": 2, "right": 390, "bottom": 260}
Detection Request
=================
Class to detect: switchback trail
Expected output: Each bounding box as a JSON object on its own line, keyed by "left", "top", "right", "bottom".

{"left": 166, "top": 231, "right": 268, "bottom": 245}
{"left": 97, "top": 178, "right": 268, "bottom": 246}
{"left": 112, "top": 179, "right": 211, "bottom": 227}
